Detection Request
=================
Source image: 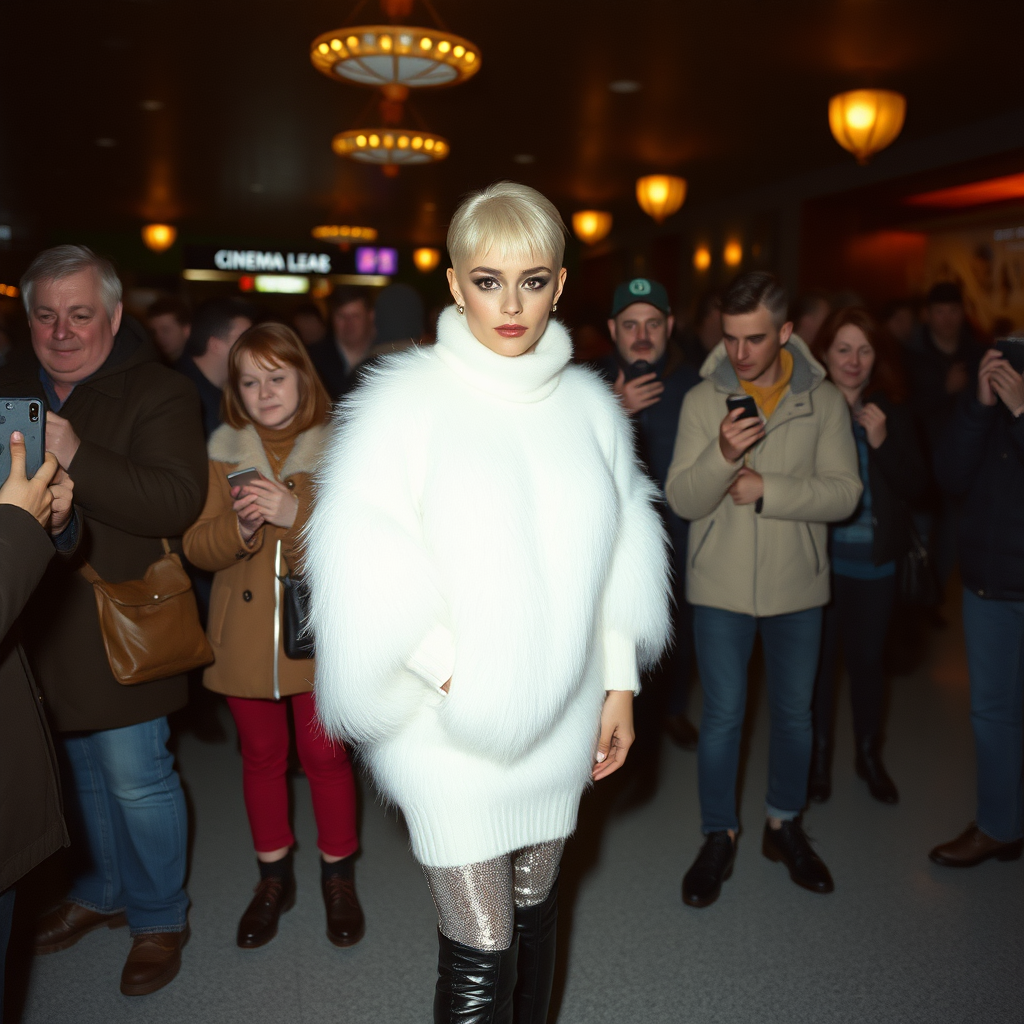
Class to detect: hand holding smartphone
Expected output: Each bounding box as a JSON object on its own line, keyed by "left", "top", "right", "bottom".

{"left": 0, "top": 399, "right": 46, "bottom": 487}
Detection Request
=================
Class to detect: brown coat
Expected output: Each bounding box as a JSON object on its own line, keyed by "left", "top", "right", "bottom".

{"left": 183, "top": 423, "right": 328, "bottom": 699}
{"left": 0, "top": 506, "right": 69, "bottom": 891}
{"left": 0, "top": 318, "right": 209, "bottom": 731}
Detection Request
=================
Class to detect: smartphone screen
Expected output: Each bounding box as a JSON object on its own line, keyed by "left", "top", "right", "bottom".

{"left": 227, "top": 467, "right": 262, "bottom": 490}
{"left": 0, "top": 398, "right": 46, "bottom": 487}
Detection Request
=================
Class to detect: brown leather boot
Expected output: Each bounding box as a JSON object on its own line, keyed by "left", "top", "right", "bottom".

{"left": 237, "top": 875, "right": 296, "bottom": 949}
{"left": 120, "top": 925, "right": 189, "bottom": 996}
{"left": 323, "top": 871, "right": 365, "bottom": 947}
{"left": 929, "top": 823, "right": 1024, "bottom": 867}
{"left": 33, "top": 902, "right": 128, "bottom": 955}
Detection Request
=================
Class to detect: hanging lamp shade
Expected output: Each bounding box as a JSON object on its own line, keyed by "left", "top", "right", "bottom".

{"left": 636, "top": 175, "right": 687, "bottom": 223}
{"left": 693, "top": 245, "right": 711, "bottom": 272}
{"left": 828, "top": 89, "right": 906, "bottom": 164}
{"left": 141, "top": 223, "right": 176, "bottom": 253}
{"left": 332, "top": 128, "right": 449, "bottom": 166}
{"left": 413, "top": 247, "right": 441, "bottom": 272}
{"left": 723, "top": 239, "right": 743, "bottom": 267}
{"left": 571, "top": 211, "right": 613, "bottom": 246}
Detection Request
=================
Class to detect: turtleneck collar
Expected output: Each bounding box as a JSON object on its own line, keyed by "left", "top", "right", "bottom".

{"left": 434, "top": 305, "right": 572, "bottom": 403}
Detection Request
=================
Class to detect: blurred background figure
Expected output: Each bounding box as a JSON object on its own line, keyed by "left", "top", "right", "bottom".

{"left": 882, "top": 299, "right": 918, "bottom": 349}
{"left": 0, "top": 318, "right": 13, "bottom": 368}
{"left": 678, "top": 289, "right": 723, "bottom": 371}
{"left": 369, "top": 283, "right": 425, "bottom": 356}
{"left": 808, "top": 308, "right": 928, "bottom": 805}
{"left": 310, "top": 286, "right": 376, "bottom": 402}
{"left": 290, "top": 302, "right": 327, "bottom": 348}
{"left": 146, "top": 296, "right": 192, "bottom": 365}
{"left": 792, "top": 291, "right": 832, "bottom": 346}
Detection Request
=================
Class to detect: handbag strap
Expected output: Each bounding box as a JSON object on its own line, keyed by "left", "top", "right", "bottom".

{"left": 80, "top": 538, "right": 173, "bottom": 584}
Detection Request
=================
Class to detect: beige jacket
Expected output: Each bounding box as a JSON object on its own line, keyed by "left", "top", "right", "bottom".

{"left": 183, "top": 423, "right": 328, "bottom": 700}
{"left": 665, "top": 335, "right": 862, "bottom": 617}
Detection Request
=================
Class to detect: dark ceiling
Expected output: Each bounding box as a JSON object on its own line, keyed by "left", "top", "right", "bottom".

{"left": 2, "top": 0, "right": 1022, "bottom": 250}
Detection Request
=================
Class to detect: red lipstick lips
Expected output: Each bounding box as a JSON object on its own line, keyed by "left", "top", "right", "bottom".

{"left": 495, "top": 324, "right": 527, "bottom": 338}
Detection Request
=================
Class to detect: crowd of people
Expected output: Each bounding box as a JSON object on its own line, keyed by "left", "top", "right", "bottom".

{"left": 0, "top": 181, "right": 1021, "bottom": 1023}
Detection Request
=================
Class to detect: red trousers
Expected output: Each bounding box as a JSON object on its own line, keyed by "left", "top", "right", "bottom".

{"left": 226, "top": 692, "right": 358, "bottom": 859}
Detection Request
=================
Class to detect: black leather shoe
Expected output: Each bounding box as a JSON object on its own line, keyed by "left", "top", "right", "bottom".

{"left": 323, "top": 873, "right": 365, "bottom": 947}
{"left": 512, "top": 880, "right": 557, "bottom": 1024}
{"left": 807, "top": 741, "right": 832, "bottom": 803}
{"left": 682, "top": 831, "right": 735, "bottom": 908}
{"left": 237, "top": 874, "right": 296, "bottom": 949}
{"left": 434, "top": 929, "right": 517, "bottom": 1024}
{"left": 762, "top": 820, "right": 834, "bottom": 894}
{"left": 665, "top": 713, "right": 699, "bottom": 751}
{"left": 855, "top": 738, "right": 899, "bottom": 803}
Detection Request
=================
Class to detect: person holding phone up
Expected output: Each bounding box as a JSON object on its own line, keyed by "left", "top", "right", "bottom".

{"left": 666, "top": 272, "right": 861, "bottom": 909}
{"left": 0, "top": 433, "right": 74, "bottom": 1009}
{"left": 183, "top": 323, "right": 363, "bottom": 951}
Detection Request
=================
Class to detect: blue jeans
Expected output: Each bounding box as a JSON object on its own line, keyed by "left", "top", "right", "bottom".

{"left": 961, "top": 589, "right": 1024, "bottom": 843}
{"left": 693, "top": 605, "right": 823, "bottom": 834}
{"left": 63, "top": 717, "right": 189, "bottom": 934}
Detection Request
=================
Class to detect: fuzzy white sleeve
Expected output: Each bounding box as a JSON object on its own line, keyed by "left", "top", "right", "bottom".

{"left": 598, "top": 405, "right": 673, "bottom": 692}
{"left": 303, "top": 374, "right": 451, "bottom": 744}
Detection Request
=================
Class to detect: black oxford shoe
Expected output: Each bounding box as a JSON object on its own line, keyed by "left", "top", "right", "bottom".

{"left": 682, "top": 831, "right": 735, "bottom": 908}
{"left": 323, "top": 874, "right": 365, "bottom": 947}
{"left": 855, "top": 739, "right": 899, "bottom": 804}
{"left": 762, "top": 820, "right": 834, "bottom": 894}
{"left": 237, "top": 875, "right": 296, "bottom": 949}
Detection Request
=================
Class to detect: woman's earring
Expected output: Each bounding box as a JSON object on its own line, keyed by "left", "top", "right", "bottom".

{"left": 551, "top": 303, "right": 558, "bottom": 312}
{"left": 457, "top": 304, "right": 465, "bottom": 315}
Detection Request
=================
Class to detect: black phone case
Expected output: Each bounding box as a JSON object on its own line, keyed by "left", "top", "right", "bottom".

{"left": 726, "top": 395, "right": 759, "bottom": 420}
{"left": 0, "top": 398, "right": 46, "bottom": 487}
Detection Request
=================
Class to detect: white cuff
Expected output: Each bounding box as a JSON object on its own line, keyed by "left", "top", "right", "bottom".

{"left": 603, "top": 629, "right": 640, "bottom": 694}
{"left": 407, "top": 623, "right": 456, "bottom": 694}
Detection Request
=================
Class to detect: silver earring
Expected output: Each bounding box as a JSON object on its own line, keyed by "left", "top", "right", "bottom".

{"left": 457, "top": 304, "right": 465, "bottom": 315}
{"left": 551, "top": 303, "right": 558, "bottom": 312}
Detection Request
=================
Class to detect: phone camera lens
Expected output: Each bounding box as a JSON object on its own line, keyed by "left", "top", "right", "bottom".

{"left": 4, "top": 402, "right": 13, "bottom": 411}
{"left": 29, "top": 403, "right": 40, "bottom": 423}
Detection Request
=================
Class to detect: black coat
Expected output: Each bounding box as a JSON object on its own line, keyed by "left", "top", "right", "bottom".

{"left": 934, "top": 393, "right": 1024, "bottom": 601}
{"left": 859, "top": 394, "right": 929, "bottom": 565}
{"left": 904, "top": 326, "right": 982, "bottom": 449}
{"left": 0, "top": 506, "right": 69, "bottom": 891}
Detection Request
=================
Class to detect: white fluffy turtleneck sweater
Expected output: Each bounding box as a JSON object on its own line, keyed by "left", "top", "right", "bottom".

{"left": 305, "top": 306, "right": 670, "bottom": 866}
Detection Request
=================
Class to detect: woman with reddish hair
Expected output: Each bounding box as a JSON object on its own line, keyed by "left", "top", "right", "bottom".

{"left": 808, "top": 308, "right": 928, "bottom": 804}
{"left": 184, "top": 323, "right": 363, "bottom": 950}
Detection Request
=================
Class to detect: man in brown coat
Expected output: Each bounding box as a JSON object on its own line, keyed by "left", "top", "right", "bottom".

{"left": 0, "top": 245, "right": 208, "bottom": 996}
{"left": 0, "top": 434, "right": 74, "bottom": 1007}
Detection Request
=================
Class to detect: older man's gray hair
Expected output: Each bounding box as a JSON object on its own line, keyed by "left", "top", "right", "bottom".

{"left": 20, "top": 244, "right": 123, "bottom": 320}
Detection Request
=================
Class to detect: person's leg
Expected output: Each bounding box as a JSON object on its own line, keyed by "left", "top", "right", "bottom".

{"left": 809, "top": 584, "right": 842, "bottom": 801}
{"left": 511, "top": 840, "right": 564, "bottom": 1024}
{"left": 962, "top": 590, "right": 1024, "bottom": 843}
{"left": 844, "top": 576, "right": 896, "bottom": 744}
{"left": 665, "top": 595, "right": 699, "bottom": 749}
{"left": 88, "top": 719, "right": 189, "bottom": 935}
{"left": 692, "top": 606, "right": 757, "bottom": 834}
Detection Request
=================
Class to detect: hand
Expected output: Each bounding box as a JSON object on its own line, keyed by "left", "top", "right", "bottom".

{"left": 614, "top": 368, "right": 664, "bottom": 415}
{"left": 983, "top": 351, "right": 1024, "bottom": 417}
{"left": 48, "top": 466, "right": 75, "bottom": 536}
{"left": 0, "top": 431, "right": 59, "bottom": 527}
{"left": 727, "top": 466, "right": 764, "bottom": 505}
{"left": 593, "top": 690, "right": 634, "bottom": 781}
{"left": 231, "top": 485, "right": 266, "bottom": 542}
{"left": 855, "top": 402, "right": 888, "bottom": 449}
{"left": 719, "top": 408, "right": 765, "bottom": 462}
{"left": 244, "top": 478, "right": 300, "bottom": 529}
{"left": 45, "top": 411, "right": 81, "bottom": 470}
{"left": 945, "top": 362, "right": 969, "bottom": 395}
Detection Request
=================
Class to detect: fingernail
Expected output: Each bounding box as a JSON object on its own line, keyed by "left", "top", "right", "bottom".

{"left": 11, "top": 431, "right": 22, "bottom": 441}
{"left": 595, "top": 751, "right": 606, "bottom": 762}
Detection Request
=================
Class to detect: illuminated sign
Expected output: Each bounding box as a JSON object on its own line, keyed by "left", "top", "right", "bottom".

{"left": 355, "top": 246, "right": 398, "bottom": 275}
{"left": 184, "top": 245, "right": 334, "bottom": 275}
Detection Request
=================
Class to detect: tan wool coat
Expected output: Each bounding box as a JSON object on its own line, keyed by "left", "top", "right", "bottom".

{"left": 665, "top": 335, "right": 862, "bottom": 617}
{"left": 183, "top": 422, "right": 329, "bottom": 700}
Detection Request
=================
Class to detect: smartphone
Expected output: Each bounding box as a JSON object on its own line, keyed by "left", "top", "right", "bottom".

{"left": 0, "top": 398, "right": 46, "bottom": 488}
{"left": 227, "top": 467, "right": 262, "bottom": 490}
{"left": 995, "top": 337, "right": 1024, "bottom": 374}
{"left": 623, "top": 359, "right": 656, "bottom": 382}
{"left": 726, "top": 394, "right": 760, "bottom": 422}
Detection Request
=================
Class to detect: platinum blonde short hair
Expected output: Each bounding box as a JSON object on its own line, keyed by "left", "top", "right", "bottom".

{"left": 21, "top": 244, "right": 123, "bottom": 319}
{"left": 447, "top": 181, "right": 567, "bottom": 271}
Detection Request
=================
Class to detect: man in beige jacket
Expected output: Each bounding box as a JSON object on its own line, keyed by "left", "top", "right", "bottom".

{"left": 666, "top": 272, "right": 861, "bottom": 908}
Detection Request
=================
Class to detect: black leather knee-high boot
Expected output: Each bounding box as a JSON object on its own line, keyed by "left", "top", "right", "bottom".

{"left": 511, "top": 880, "right": 558, "bottom": 1024}
{"left": 434, "top": 929, "right": 517, "bottom": 1024}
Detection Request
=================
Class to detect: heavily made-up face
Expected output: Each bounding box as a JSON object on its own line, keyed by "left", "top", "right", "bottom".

{"left": 447, "top": 246, "right": 567, "bottom": 357}
{"left": 825, "top": 323, "right": 876, "bottom": 394}
{"left": 237, "top": 351, "right": 301, "bottom": 430}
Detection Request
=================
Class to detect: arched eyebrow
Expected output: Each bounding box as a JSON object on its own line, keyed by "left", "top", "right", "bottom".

{"left": 468, "top": 265, "right": 552, "bottom": 277}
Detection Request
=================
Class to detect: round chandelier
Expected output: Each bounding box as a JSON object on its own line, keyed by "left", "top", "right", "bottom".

{"left": 828, "top": 89, "right": 906, "bottom": 165}
{"left": 312, "top": 224, "right": 379, "bottom": 242}
{"left": 332, "top": 128, "right": 449, "bottom": 167}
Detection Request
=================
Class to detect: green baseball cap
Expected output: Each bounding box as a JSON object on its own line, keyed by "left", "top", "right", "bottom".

{"left": 611, "top": 277, "right": 672, "bottom": 318}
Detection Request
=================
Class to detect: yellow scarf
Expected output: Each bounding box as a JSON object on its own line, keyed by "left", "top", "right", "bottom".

{"left": 740, "top": 348, "right": 793, "bottom": 419}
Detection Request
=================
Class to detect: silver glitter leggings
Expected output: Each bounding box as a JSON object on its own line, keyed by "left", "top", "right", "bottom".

{"left": 423, "top": 839, "right": 565, "bottom": 951}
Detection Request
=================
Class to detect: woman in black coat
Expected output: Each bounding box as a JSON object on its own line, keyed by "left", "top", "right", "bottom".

{"left": 808, "top": 308, "right": 929, "bottom": 803}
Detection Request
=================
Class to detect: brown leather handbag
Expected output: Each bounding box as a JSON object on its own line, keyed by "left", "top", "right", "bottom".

{"left": 80, "top": 540, "right": 213, "bottom": 686}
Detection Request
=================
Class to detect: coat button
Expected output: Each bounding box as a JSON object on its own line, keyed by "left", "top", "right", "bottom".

{"left": 243, "top": 590, "right": 253, "bottom": 602}
{"left": 286, "top": 479, "right": 295, "bottom": 490}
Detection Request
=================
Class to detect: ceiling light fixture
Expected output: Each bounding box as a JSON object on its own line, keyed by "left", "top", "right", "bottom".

{"left": 332, "top": 128, "right": 449, "bottom": 170}
{"left": 572, "top": 211, "right": 613, "bottom": 246}
{"left": 723, "top": 239, "right": 743, "bottom": 267}
{"left": 693, "top": 245, "right": 711, "bottom": 272}
{"left": 828, "top": 89, "right": 906, "bottom": 165}
{"left": 141, "top": 223, "right": 176, "bottom": 253}
{"left": 413, "top": 247, "right": 441, "bottom": 272}
{"left": 312, "top": 224, "right": 379, "bottom": 242}
{"left": 636, "top": 175, "right": 687, "bottom": 223}
{"left": 608, "top": 80, "right": 641, "bottom": 94}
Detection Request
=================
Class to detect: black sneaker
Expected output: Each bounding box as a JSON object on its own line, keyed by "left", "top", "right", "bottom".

{"left": 682, "top": 831, "right": 735, "bottom": 908}
{"left": 762, "top": 820, "right": 834, "bottom": 893}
